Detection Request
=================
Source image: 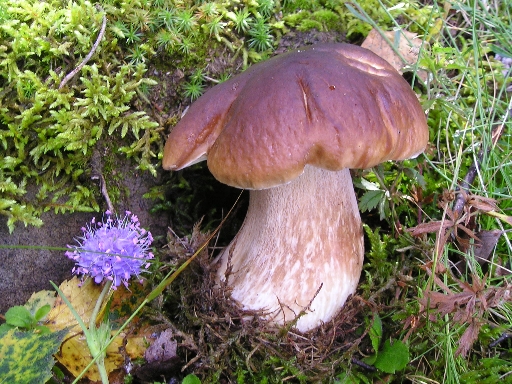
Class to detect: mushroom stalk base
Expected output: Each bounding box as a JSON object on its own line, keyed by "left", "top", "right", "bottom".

{"left": 214, "top": 166, "right": 364, "bottom": 332}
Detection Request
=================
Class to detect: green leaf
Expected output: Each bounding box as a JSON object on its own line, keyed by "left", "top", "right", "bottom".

{"left": 183, "top": 373, "right": 202, "bottom": 384}
{"left": 34, "top": 304, "right": 51, "bottom": 322}
{"left": 373, "top": 339, "right": 410, "bottom": 374}
{"left": 24, "top": 290, "right": 56, "bottom": 318}
{"left": 369, "top": 313, "right": 383, "bottom": 353}
{"left": 336, "top": 371, "right": 372, "bottom": 384}
{"left": 363, "top": 313, "right": 383, "bottom": 365}
{"left": 5, "top": 306, "right": 34, "bottom": 328}
{"left": 344, "top": 3, "right": 369, "bottom": 23}
{"left": 0, "top": 328, "right": 67, "bottom": 384}
{"left": 0, "top": 323, "right": 15, "bottom": 336}
{"left": 359, "top": 178, "right": 381, "bottom": 191}
{"left": 358, "top": 190, "right": 385, "bottom": 213}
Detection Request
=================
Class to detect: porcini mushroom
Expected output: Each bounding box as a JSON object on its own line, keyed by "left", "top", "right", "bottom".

{"left": 163, "top": 43, "right": 428, "bottom": 332}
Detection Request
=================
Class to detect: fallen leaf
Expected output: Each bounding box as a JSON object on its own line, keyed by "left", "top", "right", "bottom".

{"left": 45, "top": 277, "right": 123, "bottom": 381}
{"left": 144, "top": 329, "right": 177, "bottom": 363}
{"left": 362, "top": 28, "right": 428, "bottom": 81}
{"left": 46, "top": 277, "right": 150, "bottom": 381}
{"left": 24, "top": 290, "right": 56, "bottom": 316}
{"left": 406, "top": 220, "right": 454, "bottom": 236}
{"left": 452, "top": 230, "right": 502, "bottom": 275}
{"left": 467, "top": 195, "right": 499, "bottom": 212}
{"left": 456, "top": 319, "right": 481, "bottom": 357}
{"left": 420, "top": 270, "right": 512, "bottom": 357}
{"left": 125, "top": 325, "right": 154, "bottom": 360}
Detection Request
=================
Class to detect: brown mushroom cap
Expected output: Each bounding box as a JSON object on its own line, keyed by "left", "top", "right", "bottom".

{"left": 163, "top": 43, "right": 428, "bottom": 189}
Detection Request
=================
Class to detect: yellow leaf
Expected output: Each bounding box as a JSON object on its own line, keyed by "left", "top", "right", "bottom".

{"left": 56, "top": 331, "right": 124, "bottom": 381}
{"left": 25, "top": 290, "right": 56, "bottom": 314}
{"left": 47, "top": 278, "right": 102, "bottom": 333}
{"left": 46, "top": 277, "right": 124, "bottom": 381}
{"left": 125, "top": 325, "right": 154, "bottom": 359}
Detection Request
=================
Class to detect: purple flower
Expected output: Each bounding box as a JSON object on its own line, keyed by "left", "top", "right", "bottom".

{"left": 66, "top": 211, "right": 154, "bottom": 288}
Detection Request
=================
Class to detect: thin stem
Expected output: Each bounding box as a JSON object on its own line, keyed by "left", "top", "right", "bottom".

{"left": 97, "top": 358, "right": 109, "bottom": 384}
{"left": 89, "top": 280, "right": 113, "bottom": 330}
{"left": 59, "top": 6, "right": 107, "bottom": 89}
{"left": 52, "top": 279, "right": 113, "bottom": 384}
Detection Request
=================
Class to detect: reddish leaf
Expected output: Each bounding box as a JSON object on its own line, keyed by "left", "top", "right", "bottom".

{"left": 456, "top": 320, "right": 481, "bottom": 357}
{"left": 407, "top": 220, "right": 454, "bottom": 236}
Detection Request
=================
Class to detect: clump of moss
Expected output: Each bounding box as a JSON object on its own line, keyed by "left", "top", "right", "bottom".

{"left": 282, "top": 0, "right": 441, "bottom": 39}
{"left": 0, "top": 0, "right": 286, "bottom": 232}
{"left": 0, "top": 0, "right": 160, "bottom": 232}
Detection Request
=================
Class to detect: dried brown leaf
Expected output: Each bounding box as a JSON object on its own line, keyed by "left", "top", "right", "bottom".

{"left": 456, "top": 320, "right": 481, "bottom": 357}
{"left": 474, "top": 230, "right": 502, "bottom": 261}
{"left": 407, "top": 220, "right": 454, "bottom": 236}
{"left": 485, "top": 284, "right": 512, "bottom": 308}
{"left": 455, "top": 223, "right": 480, "bottom": 241}
{"left": 420, "top": 264, "right": 512, "bottom": 356}
{"left": 467, "top": 195, "right": 499, "bottom": 212}
{"left": 361, "top": 28, "right": 428, "bottom": 81}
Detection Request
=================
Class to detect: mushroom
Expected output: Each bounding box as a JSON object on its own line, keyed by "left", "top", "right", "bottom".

{"left": 162, "top": 43, "right": 428, "bottom": 332}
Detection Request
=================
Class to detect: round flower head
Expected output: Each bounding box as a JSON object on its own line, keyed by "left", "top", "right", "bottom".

{"left": 66, "top": 211, "right": 154, "bottom": 288}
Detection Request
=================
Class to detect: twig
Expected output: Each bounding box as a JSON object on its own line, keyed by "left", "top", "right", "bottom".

{"left": 351, "top": 357, "right": 377, "bottom": 371}
{"left": 99, "top": 173, "right": 115, "bottom": 213}
{"left": 181, "top": 355, "right": 200, "bottom": 372}
{"left": 59, "top": 6, "right": 107, "bottom": 89}
{"left": 90, "top": 147, "right": 114, "bottom": 213}
{"left": 489, "top": 332, "right": 512, "bottom": 348}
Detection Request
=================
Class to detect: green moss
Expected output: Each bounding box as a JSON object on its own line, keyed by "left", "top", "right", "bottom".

{"left": 282, "top": 10, "right": 309, "bottom": 28}
{"left": 0, "top": 0, "right": 285, "bottom": 231}
{"left": 311, "top": 9, "right": 342, "bottom": 30}
{"left": 0, "top": 0, "right": 161, "bottom": 231}
{"left": 282, "top": 0, "right": 320, "bottom": 13}
{"left": 297, "top": 19, "right": 323, "bottom": 31}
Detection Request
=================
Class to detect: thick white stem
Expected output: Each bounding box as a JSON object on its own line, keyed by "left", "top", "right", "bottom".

{"left": 214, "top": 165, "right": 364, "bottom": 332}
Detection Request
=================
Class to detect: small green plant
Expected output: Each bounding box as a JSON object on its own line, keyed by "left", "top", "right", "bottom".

{"left": 124, "top": 25, "right": 143, "bottom": 44}
{"left": 182, "top": 69, "right": 206, "bottom": 101}
{"left": 182, "top": 373, "right": 201, "bottom": 384}
{"left": 156, "top": 7, "right": 177, "bottom": 29}
{"left": 156, "top": 29, "right": 179, "bottom": 52}
{"left": 203, "top": 15, "right": 226, "bottom": 39}
{"left": 226, "top": 8, "right": 252, "bottom": 33}
{"left": 127, "top": 45, "right": 148, "bottom": 64}
{"left": 363, "top": 314, "right": 410, "bottom": 374}
{"left": 175, "top": 8, "right": 198, "bottom": 34}
{"left": 248, "top": 17, "right": 274, "bottom": 52}
{"left": 0, "top": 305, "right": 51, "bottom": 335}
